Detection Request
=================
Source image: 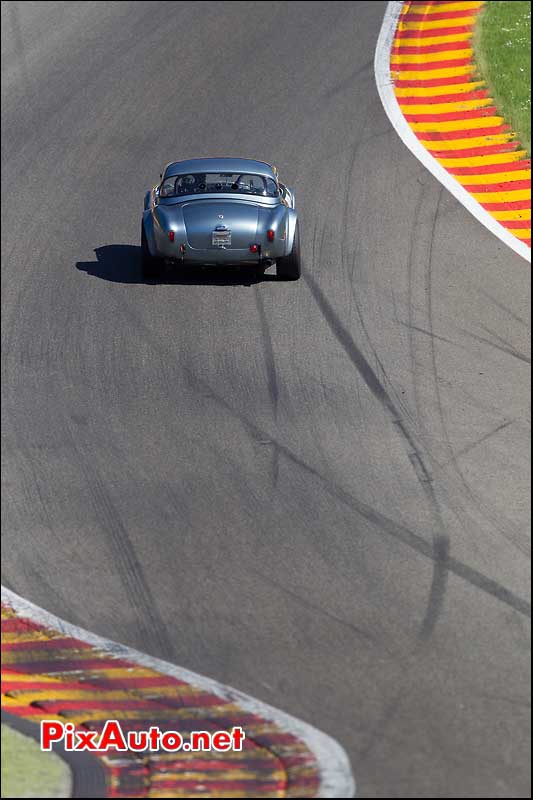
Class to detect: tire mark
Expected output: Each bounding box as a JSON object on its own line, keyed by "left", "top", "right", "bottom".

{"left": 250, "top": 568, "right": 377, "bottom": 646}
{"left": 461, "top": 327, "right": 531, "bottom": 365}
{"left": 405, "top": 321, "right": 528, "bottom": 552}
{"left": 418, "top": 186, "right": 530, "bottom": 598}
{"left": 356, "top": 693, "right": 404, "bottom": 760}
{"left": 478, "top": 287, "right": 530, "bottom": 329}
{"left": 348, "top": 258, "right": 417, "bottom": 428}
{"left": 325, "top": 58, "right": 373, "bottom": 100}
{"left": 419, "top": 188, "right": 530, "bottom": 558}
{"left": 304, "top": 268, "right": 406, "bottom": 419}
{"left": 61, "top": 415, "right": 177, "bottom": 661}
{"left": 254, "top": 290, "right": 281, "bottom": 488}
{"left": 418, "top": 187, "right": 452, "bottom": 641}
{"left": 101, "top": 290, "right": 531, "bottom": 620}
{"left": 418, "top": 534, "right": 449, "bottom": 641}
{"left": 304, "top": 220, "right": 450, "bottom": 640}
{"left": 398, "top": 321, "right": 460, "bottom": 350}
{"left": 446, "top": 420, "right": 513, "bottom": 464}
{"left": 254, "top": 290, "right": 280, "bottom": 419}
{"left": 405, "top": 181, "right": 430, "bottom": 425}
{"left": 183, "top": 368, "right": 531, "bottom": 619}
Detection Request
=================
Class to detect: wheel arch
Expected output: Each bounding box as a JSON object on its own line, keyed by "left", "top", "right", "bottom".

{"left": 285, "top": 208, "right": 298, "bottom": 255}
{"left": 142, "top": 209, "right": 157, "bottom": 257}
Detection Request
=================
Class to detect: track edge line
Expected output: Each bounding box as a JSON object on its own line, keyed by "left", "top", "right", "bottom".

{"left": 1, "top": 585, "right": 356, "bottom": 799}
{"left": 374, "top": 1, "right": 531, "bottom": 264}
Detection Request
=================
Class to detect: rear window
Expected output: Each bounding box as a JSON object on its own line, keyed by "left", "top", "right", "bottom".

{"left": 160, "top": 172, "right": 279, "bottom": 198}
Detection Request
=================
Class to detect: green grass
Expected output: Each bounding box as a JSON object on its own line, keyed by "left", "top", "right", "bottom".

{"left": 1, "top": 724, "right": 71, "bottom": 799}
{"left": 475, "top": 0, "right": 531, "bottom": 155}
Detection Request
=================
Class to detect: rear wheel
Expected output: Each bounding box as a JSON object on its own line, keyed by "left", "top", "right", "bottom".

{"left": 277, "top": 221, "right": 301, "bottom": 280}
{"left": 141, "top": 225, "right": 160, "bottom": 280}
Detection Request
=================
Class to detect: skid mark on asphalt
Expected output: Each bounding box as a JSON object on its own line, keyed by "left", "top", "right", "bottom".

{"left": 249, "top": 569, "right": 377, "bottom": 647}
{"left": 61, "top": 415, "right": 177, "bottom": 662}
{"left": 346, "top": 182, "right": 452, "bottom": 641}
{"left": 183, "top": 368, "right": 530, "bottom": 619}
{"left": 254, "top": 290, "right": 281, "bottom": 489}
{"left": 478, "top": 287, "right": 530, "bottom": 329}
{"left": 449, "top": 420, "right": 513, "bottom": 464}
{"left": 99, "top": 287, "right": 530, "bottom": 620}
{"left": 345, "top": 248, "right": 417, "bottom": 427}
{"left": 415, "top": 186, "right": 455, "bottom": 641}
{"left": 424, "top": 185, "right": 529, "bottom": 558}
{"left": 402, "top": 177, "right": 528, "bottom": 616}
{"left": 325, "top": 58, "right": 373, "bottom": 100}
{"left": 254, "top": 291, "right": 280, "bottom": 419}
{"left": 303, "top": 259, "right": 451, "bottom": 640}
{"left": 399, "top": 321, "right": 459, "bottom": 349}
{"left": 401, "top": 180, "right": 529, "bottom": 559}
{"left": 418, "top": 534, "right": 450, "bottom": 641}
{"left": 304, "top": 270, "right": 410, "bottom": 421}
{"left": 461, "top": 327, "right": 531, "bottom": 365}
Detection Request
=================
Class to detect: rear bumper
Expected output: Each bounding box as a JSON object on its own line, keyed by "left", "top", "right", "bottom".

{"left": 157, "top": 246, "right": 273, "bottom": 267}
{"left": 166, "top": 259, "right": 273, "bottom": 269}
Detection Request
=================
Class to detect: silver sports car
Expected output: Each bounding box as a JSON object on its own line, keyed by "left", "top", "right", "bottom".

{"left": 142, "top": 158, "right": 301, "bottom": 280}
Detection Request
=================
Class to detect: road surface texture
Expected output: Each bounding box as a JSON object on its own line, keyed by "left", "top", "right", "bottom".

{"left": 1, "top": 2, "right": 530, "bottom": 797}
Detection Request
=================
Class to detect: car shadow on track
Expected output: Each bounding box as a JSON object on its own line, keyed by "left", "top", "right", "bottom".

{"left": 76, "top": 245, "right": 279, "bottom": 286}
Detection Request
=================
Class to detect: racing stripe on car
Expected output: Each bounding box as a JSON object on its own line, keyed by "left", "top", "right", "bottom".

{"left": 391, "top": 1, "right": 531, "bottom": 248}
{"left": 1, "top": 603, "right": 324, "bottom": 798}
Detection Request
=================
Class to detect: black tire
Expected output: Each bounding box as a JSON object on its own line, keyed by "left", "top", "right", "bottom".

{"left": 277, "top": 220, "right": 301, "bottom": 281}
{"left": 141, "top": 225, "right": 160, "bottom": 280}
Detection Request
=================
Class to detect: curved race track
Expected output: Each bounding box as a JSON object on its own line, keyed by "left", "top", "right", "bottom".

{"left": 1, "top": 2, "right": 531, "bottom": 797}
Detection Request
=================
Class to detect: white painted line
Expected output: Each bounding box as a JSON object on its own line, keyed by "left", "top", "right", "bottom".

{"left": 1, "top": 586, "right": 355, "bottom": 798}
{"left": 374, "top": 1, "right": 531, "bottom": 264}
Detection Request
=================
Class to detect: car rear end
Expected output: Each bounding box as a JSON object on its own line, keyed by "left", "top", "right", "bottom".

{"left": 149, "top": 198, "right": 287, "bottom": 268}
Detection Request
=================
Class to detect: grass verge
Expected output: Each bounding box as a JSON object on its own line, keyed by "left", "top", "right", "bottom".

{"left": 475, "top": 1, "right": 531, "bottom": 155}
{"left": 1, "top": 724, "right": 72, "bottom": 798}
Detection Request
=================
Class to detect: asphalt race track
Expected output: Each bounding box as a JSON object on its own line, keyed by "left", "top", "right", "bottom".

{"left": 1, "top": 2, "right": 531, "bottom": 797}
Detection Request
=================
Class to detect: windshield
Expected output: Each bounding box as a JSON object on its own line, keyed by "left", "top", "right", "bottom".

{"left": 160, "top": 172, "right": 279, "bottom": 198}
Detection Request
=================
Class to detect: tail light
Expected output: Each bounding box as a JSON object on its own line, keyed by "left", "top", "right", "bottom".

{"left": 168, "top": 231, "right": 175, "bottom": 242}
{"left": 249, "top": 244, "right": 259, "bottom": 253}
{"left": 267, "top": 229, "right": 275, "bottom": 242}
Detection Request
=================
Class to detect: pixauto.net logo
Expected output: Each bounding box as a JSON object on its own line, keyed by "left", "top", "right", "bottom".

{"left": 41, "top": 720, "right": 246, "bottom": 754}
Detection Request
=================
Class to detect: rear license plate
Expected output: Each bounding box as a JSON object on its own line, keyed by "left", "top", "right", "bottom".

{"left": 212, "top": 230, "right": 231, "bottom": 247}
